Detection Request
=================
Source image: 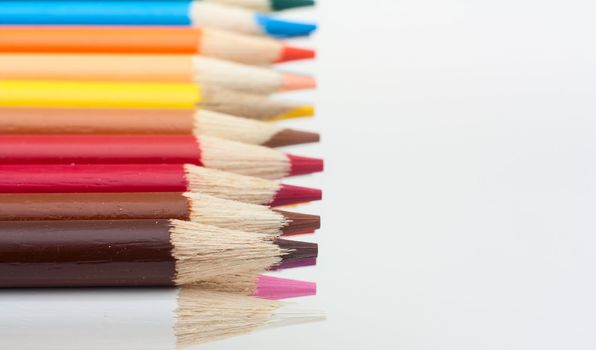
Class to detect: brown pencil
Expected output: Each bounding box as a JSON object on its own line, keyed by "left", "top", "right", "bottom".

{"left": 0, "top": 192, "right": 320, "bottom": 235}
{"left": 0, "top": 107, "right": 320, "bottom": 147}
{"left": 0, "top": 219, "right": 318, "bottom": 288}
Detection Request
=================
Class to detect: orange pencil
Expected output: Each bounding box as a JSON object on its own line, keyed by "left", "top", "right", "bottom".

{"left": 0, "top": 26, "right": 315, "bottom": 65}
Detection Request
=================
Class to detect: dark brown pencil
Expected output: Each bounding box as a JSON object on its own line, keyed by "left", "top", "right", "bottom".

{"left": 0, "top": 219, "right": 318, "bottom": 288}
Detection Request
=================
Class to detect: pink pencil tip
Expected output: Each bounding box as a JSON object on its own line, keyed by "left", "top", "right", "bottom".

{"left": 270, "top": 184, "right": 322, "bottom": 206}
{"left": 254, "top": 275, "right": 316, "bottom": 300}
{"left": 287, "top": 154, "right": 324, "bottom": 176}
{"left": 281, "top": 73, "right": 317, "bottom": 91}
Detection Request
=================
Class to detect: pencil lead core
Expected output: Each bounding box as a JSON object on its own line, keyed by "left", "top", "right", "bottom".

{"left": 254, "top": 275, "right": 316, "bottom": 299}
{"left": 280, "top": 73, "right": 317, "bottom": 91}
{"left": 286, "top": 154, "right": 324, "bottom": 176}
{"left": 277, "top": 45, "right": 316, "bottom": 62}
{"left": 270, "top": 183, "right": 322, "bottom": 206}
{"left": 276, "top": 209, "right": 321, "bottom": 235}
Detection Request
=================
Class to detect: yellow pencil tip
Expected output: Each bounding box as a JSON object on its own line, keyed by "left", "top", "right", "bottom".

{"left": 273, "top": 105, "right": 315, "bottom": 120}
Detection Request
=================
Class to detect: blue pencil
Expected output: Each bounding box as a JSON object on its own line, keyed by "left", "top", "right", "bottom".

{"left": 0, "top": 0, "right": 317, "bottom": 38}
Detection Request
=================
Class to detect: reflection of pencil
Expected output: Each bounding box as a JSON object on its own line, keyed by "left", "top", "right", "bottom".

{"left": 0, "top": 2, "right": 317, "bottom": 37}
{"left": 0, "top": 289, "right": 325, "bottom": 349}
{"left": 0, "top": 219, "right": 317, "bottom": 287}
{"left": 0, "top": 192, "right": 320, "bottom": 235}
{"left": 0, "top": 27, "right": 315, "bottom": 65}
{"left": 0, "top": 55, "right": 316, "bottom": 95}
{"left": 0, "top": 164, "right": 322, "bottom": 207}
{"left": 0, "top": 80, "right": 314, "bottom": 121}
{"left": 0, "top": 135, "right": 324, "bottom": 179}
{"left": 0, "top": 108, "right": 320, "bottom": 147}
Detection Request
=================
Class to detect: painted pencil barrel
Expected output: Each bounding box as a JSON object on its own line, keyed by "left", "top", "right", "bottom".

{"left": 0, "top": 1, "right": 193, "bottom": 25}
{"left": 0, "top": 164, "right": 189, "bottom": 193}
{"left": 0, "top": 26, "right": 202, "bottom": 54}
{"left": 0, "top": 220, "right": 177, "bottom": 287}
{"left": 0, "top": 193, "right": 191, "bottom": 221}
{"left": 0, "top": 107, "right": 196, "bottom": 134}
{"left": 0, "top": 81, "right": 201, "bottom": 109}
{"left": 0, "top": 54, "right": 195, "bottom": 82}
{"left": 0, "top": 135, "right": 202, "bottom": 165}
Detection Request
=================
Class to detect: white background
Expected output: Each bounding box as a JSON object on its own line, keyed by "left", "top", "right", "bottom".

{"left": 202, "top": 0, "right": 596, "bottom": 349}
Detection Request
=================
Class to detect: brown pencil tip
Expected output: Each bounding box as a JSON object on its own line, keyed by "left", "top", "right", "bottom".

{"left": 276, "top": 239, "right": 318, "bottom": 263}
{"left": 276, "top": 210, "right": 321, "bottom": 235}
{"left": 264, "top": 128, "right": 320, "bottom": 147}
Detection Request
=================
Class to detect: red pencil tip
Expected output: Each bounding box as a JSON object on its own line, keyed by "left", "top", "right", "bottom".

{"left": 270, "top": 184, "right": 322, "bottom": 206}
{"left": 287, "top": 154, "right": 324, "bottom": 176}
{"left": 254, "top": 275, "right": 316, "bottom": 300}
{"left": 277, "top": 45, "right": 316, "bottom": 62}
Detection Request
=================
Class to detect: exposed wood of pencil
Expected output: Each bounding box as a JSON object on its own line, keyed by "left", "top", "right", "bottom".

{"left": 0, "top": 192, "right": 320, "bottom": 235}
{"left": 0, "top": 219, "right": 317, "bottom": 288}
{"left": 0, "top": 107, "right": 320, "bottom": 147}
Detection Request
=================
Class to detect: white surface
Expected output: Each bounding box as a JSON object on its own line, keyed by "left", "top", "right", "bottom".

{"left": 202, "top": 0, "right": 596, "bottom": 349}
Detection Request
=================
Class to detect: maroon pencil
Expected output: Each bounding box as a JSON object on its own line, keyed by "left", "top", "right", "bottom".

{"left": 0, "top": 164, "right": 322, "bottom": 207}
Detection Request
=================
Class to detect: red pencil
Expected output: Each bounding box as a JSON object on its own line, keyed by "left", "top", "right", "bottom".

{"left": 0, "top": 135, "right": 323, "bottom": 179}
{"left": 0, "top": 164, "right": 322, "bottom": 207}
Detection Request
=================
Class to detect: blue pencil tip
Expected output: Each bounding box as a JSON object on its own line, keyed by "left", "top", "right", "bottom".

{"left": 255, "top": 14, "right": 317, "bottom": 38}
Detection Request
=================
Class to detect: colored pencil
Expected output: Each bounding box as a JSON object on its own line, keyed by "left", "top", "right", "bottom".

{"left": 0, "top": 108, "right": 320, "bottom": 147}
{"left": 0, "top": 1, "right": 317, "bottom": 38}
{"left": 0, "top": 164, "right": 322, "bottom": 207}
{"left": 0, "top": 289, "right": 325, "bottom": 348}
{"left": 0, "top": 80, "right": 314, "bottom": 121}
{"left": 0, "top": 135, "right": 323, "bottom": 179}
{"left": 0, "top": 26, "right": 315, "bottom": 65}
{"left": 206, "top": 0, "right": 315, "bottom": 11}
{"left": 0, "top": 219, "right": 317, "bottom": 288}
{"left": 0, "top": 192, "right": 320, "bottom": 235}
{"left": 0, "top": 54, "right": 316, "bottom": 94}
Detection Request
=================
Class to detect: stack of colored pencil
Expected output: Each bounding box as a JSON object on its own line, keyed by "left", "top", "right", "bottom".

{"left": 0, "top": 0, "right": 323, "bottom": 347}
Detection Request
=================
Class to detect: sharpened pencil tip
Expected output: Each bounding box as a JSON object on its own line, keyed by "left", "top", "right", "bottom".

{"left": 270, "top": 0, "right": 316, "bottom": 11}
{"left": 277, "top": 45, "right": 316, "bottom": 62}
{"left": 255, "top": 14, "right": 317, "bottom": 38}
{"left": 254, "top": 275, "right": 316, "bottom": 300}
{"left": 271, "top": 257, "right": 317, "bottom": 270}
{"left": 286, "top": 154, "right": 324, "bottom": 176}
{"left": 273, "top": 105, "right": 315, "bottom": 120}
{"left": 271, "top": 184, "right": 322, "bottom": 206}
{"left": 264, "top": 129, "right": 320, "bottom": 147}
{"left": 276, "top": 239, "right": 318, "bottom": 262}
{"left": 276, "top": 210, "right": 321, "bottom": 234}
{"left": 281, "top": 73, "right": 317, "bottom": 91}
